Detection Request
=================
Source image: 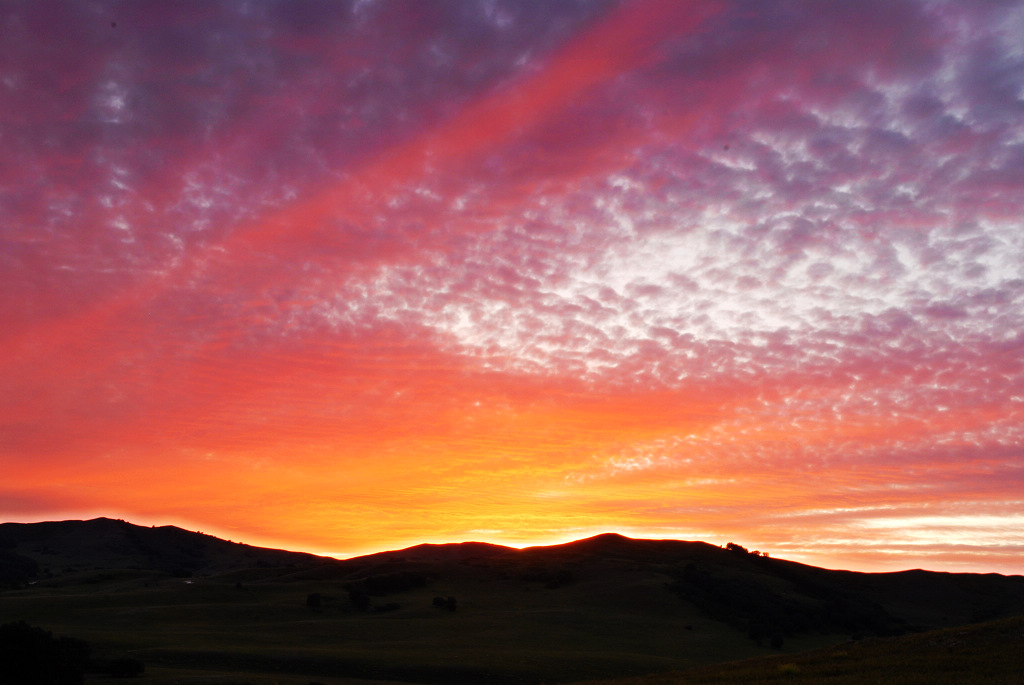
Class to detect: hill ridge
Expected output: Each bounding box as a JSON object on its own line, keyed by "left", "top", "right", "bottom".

{"left": 3, "top": 518, "right": 1024, "bottom": 684}
{"left": 0, "top": 517, "right": 331, "bottom": 583}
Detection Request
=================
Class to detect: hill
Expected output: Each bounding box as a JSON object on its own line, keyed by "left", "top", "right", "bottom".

{"left": 1, "top": 520, "right": 1023, "bottom": 684}
{"left": 0, "top": 517, "right": 332, "bottom": 583}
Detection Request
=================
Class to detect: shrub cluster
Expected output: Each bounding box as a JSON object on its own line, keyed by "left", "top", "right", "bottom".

{"left": 0, "top": 621, "right": 146, "bottom": 683}
{"left": 0, "top": 621, "right": 90, "bottom": 685}
{"left": 91, "top": 657, "right": 145, "bottom": 678}
{"left": 432, "top": 596, "right": 457, "bottom": 611}
{"left": 520, "top": 565, "right": 575, "bottom": 589}
{"left": 341, "top": 571, "right": 431, "bottom": 612}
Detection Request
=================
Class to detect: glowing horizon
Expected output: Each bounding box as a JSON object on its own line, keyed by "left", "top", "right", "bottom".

{"left": 2, "top": 0, "right": 1023, "bottom": 576}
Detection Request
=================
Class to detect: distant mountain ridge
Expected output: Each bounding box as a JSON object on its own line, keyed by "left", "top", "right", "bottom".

{"left": 3, "top": 518, "right": 1024, "bottom": 640}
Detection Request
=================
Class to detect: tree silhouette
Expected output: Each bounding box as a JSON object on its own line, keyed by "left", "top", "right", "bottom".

{"left": 349, "top": 587, "right": 370, "bottom": 611}
{"left": 0, "top": 621, "right": 90, "bottom": 685}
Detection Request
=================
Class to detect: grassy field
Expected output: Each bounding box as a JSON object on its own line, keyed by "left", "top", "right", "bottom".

{"left": 582, "top": 614, "right": 1024, "bottom": 685}
{"left": 0, "top": 565, "right": 839, "bottom": 685}
{"left": 5, "top": 569, "right": 1022, "bottom": 685}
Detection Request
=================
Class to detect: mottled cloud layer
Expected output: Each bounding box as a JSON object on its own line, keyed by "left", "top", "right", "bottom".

{"left": 2, "top": 0, "right": 1022, "bottom": 572}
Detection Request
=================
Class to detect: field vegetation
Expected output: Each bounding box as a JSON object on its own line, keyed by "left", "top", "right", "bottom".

{"left": 582, "top": 614, "right": 1024, "bottom": 685}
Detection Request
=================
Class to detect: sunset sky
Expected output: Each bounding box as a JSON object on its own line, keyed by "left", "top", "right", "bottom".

{"left": 3, "top": 0, "right": 1023, "bottom": 574}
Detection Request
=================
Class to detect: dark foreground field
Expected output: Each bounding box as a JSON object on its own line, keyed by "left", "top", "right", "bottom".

{"left": 585, "top": 615, "right": 1024, "bottom": 685}
{"left": 1, "top": 519, "right": 1022, "bottom": 684}
{"left": 0, "top": 556, "right": 805, "bottom": 684}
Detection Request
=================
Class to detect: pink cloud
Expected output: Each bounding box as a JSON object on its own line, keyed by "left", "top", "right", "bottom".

{"left": 2, "top": 0, "right": 1023, "bottom": 572}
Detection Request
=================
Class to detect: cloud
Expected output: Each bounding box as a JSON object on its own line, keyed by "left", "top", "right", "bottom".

{"left": 2, "top": 0, "right": 1023, "bottom": 572}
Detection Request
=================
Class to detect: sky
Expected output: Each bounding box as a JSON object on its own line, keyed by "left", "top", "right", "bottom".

{"left": 2, "top": 0, "right": 1023, "bottom": 574}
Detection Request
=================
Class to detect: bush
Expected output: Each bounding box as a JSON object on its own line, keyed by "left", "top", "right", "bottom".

{"left": 432, "top": 596, "right": 457, "bottom": 611}
{"left": 92, "top": 657, "right": 145, "bottom": 678}
{"left": 348, "top": 587, "right": 370, "bottom": 611}
{"left": 521, "top": 565, "right": 575, "bottom": 589}
{"left": 0, "top": 621, "right": 90, "bottom": 685}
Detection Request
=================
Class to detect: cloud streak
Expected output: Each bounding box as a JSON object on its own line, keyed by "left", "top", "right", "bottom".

{"left": 2, "top": 0, "right": 1023, "bottom": 573}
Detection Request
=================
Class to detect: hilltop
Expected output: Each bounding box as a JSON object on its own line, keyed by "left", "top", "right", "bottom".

{"left": 0, "top": 517, "right": 330, "bottom": 582}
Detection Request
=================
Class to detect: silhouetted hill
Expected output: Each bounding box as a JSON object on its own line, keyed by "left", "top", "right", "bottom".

{"left": 370, "top": 540, "right": 512, "bottom": 564}
{"left": 3, "top": 520, "right": 1024, "bottom": 683}
{"left": 525, "top": 532, "right": 726, "bottom": 564}
{"left": 4, "top": 519, "right": 1024, "bottom": 640}
{"left": 345, "top": 531, "right": 1024, "bottom": 639}
{"left": 0, "top": 517, "right": 332, "bottom": 583}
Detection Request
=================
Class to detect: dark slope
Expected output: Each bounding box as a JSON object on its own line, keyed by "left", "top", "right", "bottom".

{"left": 844, "top": 567, "right": 1024, "bottom": 628}
{"left": 0, "top": 517, "right": 333, "bottom": 583}
{"left": 4, "top": 519, "right": 1024, "bottom": 638}
{"left": 347, "top": 531, "right": 1024, "bottom": 638}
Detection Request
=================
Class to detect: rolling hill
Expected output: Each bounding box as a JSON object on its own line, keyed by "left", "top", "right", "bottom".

{"left": 1, "top": 519, "right": 1022, "bottom": 684}
{"left": 0, "top": 517, "right": 329, "bottom": 583}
